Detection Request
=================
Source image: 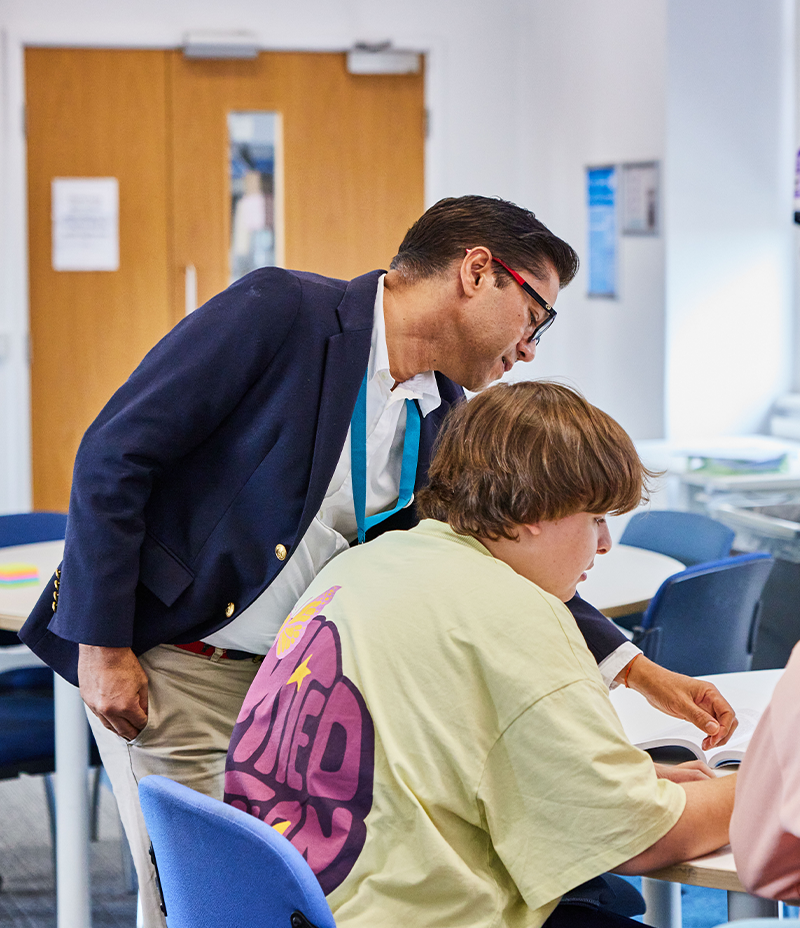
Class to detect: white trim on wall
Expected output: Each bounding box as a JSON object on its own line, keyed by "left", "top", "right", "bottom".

{"left": 0, "top": 29, "right": 32, "bottom": 514}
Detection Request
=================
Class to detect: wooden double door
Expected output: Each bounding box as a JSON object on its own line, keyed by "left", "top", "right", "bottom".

{"left": 26, "top": 48, "right": 425, "bottom": 511}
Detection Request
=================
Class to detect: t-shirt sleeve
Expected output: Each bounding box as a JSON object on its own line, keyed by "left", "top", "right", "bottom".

{"left": 731, "top": 646, "right": 800, "bottom": 901}
{"left": 477, "top": 678, "right": 685, "bottom": 911}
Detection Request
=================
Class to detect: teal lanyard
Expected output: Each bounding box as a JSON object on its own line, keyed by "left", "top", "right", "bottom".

{"left": 351, "top": 373, "right": 421, "bottom": 544}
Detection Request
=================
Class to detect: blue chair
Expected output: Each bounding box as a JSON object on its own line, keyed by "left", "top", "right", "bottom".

{"left": 0, "top": 510, "right": 67, "bottom": 734}
{"left": 620, "top": 510, "right": 735, "bottom": 567}
{"left": 0, "top": 511, "right": 68, "bottom": 548}
{"left": 633, "top": 553, "right": 774, "bottom": 676}
{"left": 139, "top": 775, "right": 336, "bottom": 928}
{"left": 615, "top": 510, "right": 737, "bottom": 631}
{"left": 0, "top": 511, "right": 130, "bottom": 890}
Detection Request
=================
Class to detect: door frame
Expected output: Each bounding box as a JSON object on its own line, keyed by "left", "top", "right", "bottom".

{"left": 0, "top": 28, "right": 446, "bottom": 513}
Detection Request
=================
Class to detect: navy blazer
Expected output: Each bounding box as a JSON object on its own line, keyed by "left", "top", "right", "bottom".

{"left": 21, "top": 267, "right": 626, "bottom": 684}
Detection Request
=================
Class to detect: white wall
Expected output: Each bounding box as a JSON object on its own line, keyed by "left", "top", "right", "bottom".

{"left": 510, "top": 0, "right": 668, "bottom": 441}
{"left": 664, "top": 0, "right": 796, "bottom": 440}
{"left": 0, "top": 0, "right": 797, "bottom": 510}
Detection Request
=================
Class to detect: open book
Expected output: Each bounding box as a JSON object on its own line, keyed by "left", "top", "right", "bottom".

{"left": 636, "top": 707, "right": 760, "bottom": 768}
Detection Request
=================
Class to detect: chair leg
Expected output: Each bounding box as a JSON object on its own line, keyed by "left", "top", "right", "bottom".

{"left": 43, "top": 772, "right": 57, "bottom": 882}
{"left": 18, "top": 767, "right": 136, "bottom": 896}
{"left": 90, "top": 765, "right": 103, "bottom": 841}
{"left": 121, "top": 836, "right": 138, "bottom": 895}
{"left": 96, "top": 765, "right": 138, "bottom": 894}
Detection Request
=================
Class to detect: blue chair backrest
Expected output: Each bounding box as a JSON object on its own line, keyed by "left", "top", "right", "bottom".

{"left": 638, "top": 553, "right": 774, "bottom": 676}
{"left": 139, "top": 775, "right": 337, "bottom": 928}
{"left": 0, "top": 512, "right": 66, "bottom": 684}
{"left": 0, "top": 512, "right": 67, "bottom": 548}
{"left": 620, "top": 510, "right": 735, "bottom": 566}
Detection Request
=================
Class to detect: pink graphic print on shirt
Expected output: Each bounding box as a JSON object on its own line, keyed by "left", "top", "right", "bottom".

{"left": 224, "top": 587, "right": 374, "bottom": 895}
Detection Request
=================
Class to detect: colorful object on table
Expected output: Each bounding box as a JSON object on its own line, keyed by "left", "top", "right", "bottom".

{"left": 0, "top": 563, "right": 40, "bottom": 587}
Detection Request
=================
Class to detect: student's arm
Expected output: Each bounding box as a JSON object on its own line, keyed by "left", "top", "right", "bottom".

{"left": 615, "top": 773, "right": 736, "bottom": 875}
{"left": 730, "top": 645, "right": 800, "bottom": 900}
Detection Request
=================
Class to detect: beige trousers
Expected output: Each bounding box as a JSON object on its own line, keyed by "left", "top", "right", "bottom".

{"left": 87, "top": 644, "right": 261, "bottom": 928}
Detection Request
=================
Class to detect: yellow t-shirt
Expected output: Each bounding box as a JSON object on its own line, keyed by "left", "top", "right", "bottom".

{"left": 226, "top": 520, "right": 684, "bottom": 928}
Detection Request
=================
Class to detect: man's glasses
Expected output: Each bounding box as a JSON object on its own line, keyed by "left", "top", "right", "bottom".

{"left": 491, "top": 255, "right": 557, "bottom": 345}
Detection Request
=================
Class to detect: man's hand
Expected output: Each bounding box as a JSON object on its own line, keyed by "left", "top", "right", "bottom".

{"left": 78, "top": 644, "right": 148, "bottom": 740}
{"left": 654, "top": 760, "right": 716, "bottom": 782}
{"left": 619, "top": 655, "right": 738, "bottom": 750}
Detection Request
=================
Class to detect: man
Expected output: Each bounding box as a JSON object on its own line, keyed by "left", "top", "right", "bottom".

{"left": 226, "top": 381, "right": 736, "bottom": 928}
{"left": 21, "top": 196, "right": 733, "bottom": 926}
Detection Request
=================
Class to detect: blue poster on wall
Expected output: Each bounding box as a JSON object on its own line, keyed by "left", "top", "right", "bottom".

{"left": 587, "top": 165, "right": 617, "bottom": 297}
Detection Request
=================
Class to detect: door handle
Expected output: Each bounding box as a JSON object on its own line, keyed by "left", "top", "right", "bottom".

{"left": 184, "top": 264, "right": 197, "bottom": 316}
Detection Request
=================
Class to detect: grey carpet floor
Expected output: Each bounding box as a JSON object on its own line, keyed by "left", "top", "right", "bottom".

{"left": 0, "top": 774, "right": 137, "bottom": 928}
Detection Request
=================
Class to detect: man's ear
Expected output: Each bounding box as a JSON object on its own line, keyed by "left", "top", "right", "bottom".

{"left": 460, "top": 246, "right": 494, "bottom": 296}
{"left": 520, "top": 522, "right": 543, "bottom": 538}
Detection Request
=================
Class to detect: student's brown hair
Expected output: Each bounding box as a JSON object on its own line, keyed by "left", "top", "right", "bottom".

{"left": 417, "top": 381, "right": 653, "bottom": 540}
{"left": 390, "top": 195, "right": 579, "bottom": 288}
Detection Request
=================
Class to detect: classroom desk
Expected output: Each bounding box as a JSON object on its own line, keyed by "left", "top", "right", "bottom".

{"left": 578, "top": 543, "right": 684, "bottom": 619}
{"left": 0, "top": 540, "right": 92, "bottom": 928}
{"left": 611, "top": 669, "right": 785, "bottom": 928}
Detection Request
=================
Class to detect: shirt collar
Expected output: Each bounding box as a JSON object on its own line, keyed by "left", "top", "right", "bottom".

{"left": 371, "top": 274, "right": 441, "bottom": 417}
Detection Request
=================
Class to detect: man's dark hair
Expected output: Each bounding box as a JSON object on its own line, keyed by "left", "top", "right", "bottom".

{"left": 390, "top": 195, "right": 579, "bottom": 288}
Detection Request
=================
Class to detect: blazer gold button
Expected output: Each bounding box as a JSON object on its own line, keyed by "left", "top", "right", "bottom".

{"left": 225, "top": 602, "right": 235, "bottom": 618}
{"left": 275, "top": 544, "right": 287, "bottom": 561}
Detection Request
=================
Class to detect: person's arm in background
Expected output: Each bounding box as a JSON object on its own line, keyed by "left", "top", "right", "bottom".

{"left": 730, "top": 644, "right": 800, "bottom": 902}
{"left": 566, "top": 593, "right": 737, "bottom": 747}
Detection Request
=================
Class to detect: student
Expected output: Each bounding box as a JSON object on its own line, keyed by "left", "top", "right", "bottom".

{"left": 730, "top": 642, "right": 800, "bottom": 901}
{"left": 225, "top": 381, "right": 735, "bottom": 928}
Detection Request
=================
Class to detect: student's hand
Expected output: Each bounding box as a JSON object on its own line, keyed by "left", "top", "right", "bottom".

{"left": 654, "top": 760, "right": 717, "bottom": 782}
{"left": 620, "top": 655, "right": 738, "bottom": 750}
{"left": 78, "top": 644, "right": 149, "bottom": 741}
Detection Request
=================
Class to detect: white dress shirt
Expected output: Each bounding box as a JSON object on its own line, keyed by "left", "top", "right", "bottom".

{"left": 203, "top": 275, "right": 639, "bottom": 683}
{"left": 203, "top": 275, "right": 441, "bottom": 653}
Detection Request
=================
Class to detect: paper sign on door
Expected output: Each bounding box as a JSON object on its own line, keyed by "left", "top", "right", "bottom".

{"left": 52, "top": 177, "right": 119, "bottom": 272}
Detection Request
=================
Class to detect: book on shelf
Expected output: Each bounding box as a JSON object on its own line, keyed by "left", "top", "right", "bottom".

{"left": 635, "top": 707, "right": 760, "bottom": 768}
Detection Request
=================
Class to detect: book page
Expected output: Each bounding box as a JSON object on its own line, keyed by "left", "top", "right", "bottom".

{"left": 636, "top": 707, "right": 761, "bottom": 765}
{"left": 706, "top": 708, "right": 761, "bottom": 766}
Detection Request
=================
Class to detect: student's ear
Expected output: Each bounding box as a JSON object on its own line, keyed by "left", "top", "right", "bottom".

{"left": 520, "top": 522, "right": 543, "bottom": 538}
{"left": 460, "top": 246, "right": 494, "bottom": 296}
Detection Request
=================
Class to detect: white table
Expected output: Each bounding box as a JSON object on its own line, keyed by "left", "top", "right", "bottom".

{"left": 579, "top": 543, "right": 685, "bottom": 618}
{"left": 0, "top": 540, "right": 92, "bottom": 928}
{"left": 611, "top": 669, "right": 785, "bottom": 928}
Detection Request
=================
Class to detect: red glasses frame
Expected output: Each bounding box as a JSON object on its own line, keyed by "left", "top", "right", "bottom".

{"left": 490, "top": 255, "right": 557, "bottom": 345}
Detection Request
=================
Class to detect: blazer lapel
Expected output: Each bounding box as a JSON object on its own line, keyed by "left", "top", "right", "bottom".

{"left": 294, "top": 271, "right": 382, "bottom": 543}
